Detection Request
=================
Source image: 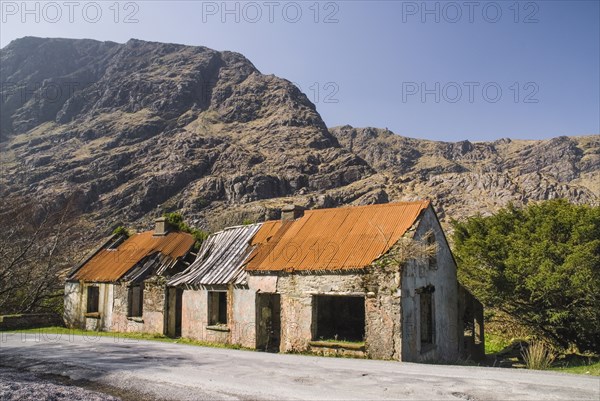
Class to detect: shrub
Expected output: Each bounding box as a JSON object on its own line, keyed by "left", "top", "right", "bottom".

{"left": 522, "top": 341, "right": 556, "bottom": 370}
{"left": 112, "top": 226, "right": 130, "bottom": 238}
{"left": 163, "top": 212, "right": 209, "bottom": 248}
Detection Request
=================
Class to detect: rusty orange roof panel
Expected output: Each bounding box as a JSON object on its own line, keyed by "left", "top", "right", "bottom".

{"left": 71, "top": 231, "right": 195, "bottom": 282}
{"left": 250, "top": 220, "right": 284, "bottom": 246}
{"left": 245, "top": 201, "right": 430, "bottom": 272}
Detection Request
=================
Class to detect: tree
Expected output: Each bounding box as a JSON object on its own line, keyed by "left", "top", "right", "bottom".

{"left": 452, "top": 200, "right": 600, "bottom": 352}
{"left": 0, "top": 196, "right": 85, "bottom": 315}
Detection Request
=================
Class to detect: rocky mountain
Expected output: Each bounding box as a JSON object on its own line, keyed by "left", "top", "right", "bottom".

{"left": 330, "top": 127, "right": 599, "bottom": 220}
{"left": 1, "top": 37, "right": 598, "bottom": 235}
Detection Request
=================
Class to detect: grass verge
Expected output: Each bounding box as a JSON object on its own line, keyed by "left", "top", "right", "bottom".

{"left": 551, "top": 357, "right": 600, "bottom": 376}
{"left": 4, "top": 326, "right": 250, "bottom": 351}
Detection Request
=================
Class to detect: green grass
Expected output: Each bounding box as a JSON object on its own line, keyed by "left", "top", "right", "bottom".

{"left": 551, "top": 362, "right": 600, "bottom": 376}
{"left": 485, "top": 332, "right": 513, "bottom": 354}
{"left": 551, "top": 357, "right": 600, "bottom": 376}
{"left": 5, "top": 326, "right": 249, "bottom": 350}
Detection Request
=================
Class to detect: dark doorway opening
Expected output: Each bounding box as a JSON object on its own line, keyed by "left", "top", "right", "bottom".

{"left": 166, "top": 287, "right": 183, "bottom": 338}
{"left": 256, "top": 293, "right": 281, "bottom": 352}
{"left": 313, "top": 295, "right": 365, "bottom": 342}
{"left": 417, "top": 285, "right": 436, "bottom": 352}
{"left": 87, "top": 286, "right": 99, "bottom": 314}
{"left": 128, "top": 284, "right": 143, "bottom": 318}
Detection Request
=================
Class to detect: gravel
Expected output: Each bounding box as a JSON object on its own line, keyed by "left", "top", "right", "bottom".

{"left": 0, "top": 366, "right": 120, "bottom": 401}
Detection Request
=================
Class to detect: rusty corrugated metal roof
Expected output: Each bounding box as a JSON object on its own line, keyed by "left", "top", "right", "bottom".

{"left": 249, "top": 220, "right": 285, "bottom": 246}
{"left": 168, "top": 224, "right": 262, "bottom": 287}
{"left": 71, "top": 231, "right": 195, "bottom": 282}
{"left": 245, "top": 201, "right": 430, "bottom": 272}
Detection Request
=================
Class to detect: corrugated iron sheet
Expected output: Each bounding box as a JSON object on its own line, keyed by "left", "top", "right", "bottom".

{"left": 168, "top": 224, "right": 263, "bottom": 287}
{"left": 245, "top": 201, "right": 430, "bottom": 272}
{"left": 122, "top": 253, "right": 180, "bottom": 284}
{"left": 71, "top": 231, "right": 195, "bottom": 282}
{"left": 250, "top": 220, "right": 285, "bottom": 246}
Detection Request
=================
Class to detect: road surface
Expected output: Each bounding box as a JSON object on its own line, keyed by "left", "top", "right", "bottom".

{"left": 1, "top": 332, "right": 598, "bottom": 401}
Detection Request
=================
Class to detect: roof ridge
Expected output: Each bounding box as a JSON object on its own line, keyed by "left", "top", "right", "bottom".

{"left": 304, "top": 200, "right": 430, "bottom": 215}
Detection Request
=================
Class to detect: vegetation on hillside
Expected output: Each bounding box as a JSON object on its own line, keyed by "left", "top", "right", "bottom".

{"left": 452, "top": 199, "right": 600, "bottom": 353}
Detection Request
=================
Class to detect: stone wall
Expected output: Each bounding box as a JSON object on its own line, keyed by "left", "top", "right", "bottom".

{"left": 275, "top": 272, "right": 368, "bottom": 354}
{"left": 401, "top": 206, "right": 460, "bottom": 362}
{"left": 181, "top": 288, "right": 228, "bottom": 344}
{"left": 0, "top": 313, "right": 63, "bottom": 331}
{"left": 111, "top": 278, "right": 167, "bottom": 334}
{"left": 64, "top": 279, "right": 169, "bottom": 335}
{"left": 362, "top": 260, "right": 403, "bottom": 360}
{"left": 247, "top": 206, "right": 462, "bottom": 362}
{"left": 269, "top": 268, "right": 404, "bottom": 359}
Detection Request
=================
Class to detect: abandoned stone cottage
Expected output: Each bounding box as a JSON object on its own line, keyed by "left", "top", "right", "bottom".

{"left": 64, "top": 218, "right": 196, "bottom": 333}
{"left": 243, "top": 201, "right": 484, "bottom": 362}
{"left": 64, "top": 201, "right": 483, "bottom": 362}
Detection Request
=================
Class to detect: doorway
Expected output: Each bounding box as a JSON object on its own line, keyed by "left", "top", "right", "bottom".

{"left": 165, "top": 287, "right": 183, "bottom": 338}
{"left": 256, "top": 293, "right": 281, "bottom": 352}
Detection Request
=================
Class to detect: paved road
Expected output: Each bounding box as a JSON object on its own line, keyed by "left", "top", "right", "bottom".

{"left": 1, "top": 332, "right": 598, "bottom": 401}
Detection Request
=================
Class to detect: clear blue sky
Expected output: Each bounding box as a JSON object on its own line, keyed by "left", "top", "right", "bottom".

{"left": 1, "top": 1, "right": 598, "bottom": 141}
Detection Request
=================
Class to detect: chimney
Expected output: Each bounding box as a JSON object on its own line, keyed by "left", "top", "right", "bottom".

{"left": 281, "top": 204, "right": 305, "bottom": 221}
{"left": 154, "top": 217, "right": 169, "bottom": 236}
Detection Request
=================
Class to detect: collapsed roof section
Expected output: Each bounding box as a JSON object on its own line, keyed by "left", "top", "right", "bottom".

{"left": 69, "top": 231, "right": 195, "bottom": 283}
{"left": 168, "top": 223, "right": 263, "bottom": 287}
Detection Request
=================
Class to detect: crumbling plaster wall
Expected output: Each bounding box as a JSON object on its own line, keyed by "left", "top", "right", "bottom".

{"left": 181, "top": 289, "right": 207, "bottom": 341}
{"left": 401, "top": 206, "right": 460, "bottom": 362}
{"left": 64, "top": 281, "right": 84, "bottom": 328}
{"left": 181, "top": 288, "right": 228, "bottom": 344}
{"left": 179, "top": 286, "right": 257, "bottom": 347}
{"left": 80, "top": 283, "right": 113, "bottom": 331}
{"left": 231, "top": 288, "right": 256, "bottom": 348}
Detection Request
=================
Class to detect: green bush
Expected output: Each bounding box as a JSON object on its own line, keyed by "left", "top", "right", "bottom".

{"left": 452, "top": 200, "right": 600, "bottom": 353}
{"left": 112, "top": 226, "right": 130, "bottom": 238}
{"left": 163, "top": 212, "right": 209, "bottom": 248}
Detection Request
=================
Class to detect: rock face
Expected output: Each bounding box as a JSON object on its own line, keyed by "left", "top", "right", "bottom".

{"left": 0, "top": 37, "right": 371, "bottom": 228}
{"left": 1, "top": 37, "right": 598, "bottom": 235}
{"left": 330, "top": 126, "right": 599, "bottom": 220}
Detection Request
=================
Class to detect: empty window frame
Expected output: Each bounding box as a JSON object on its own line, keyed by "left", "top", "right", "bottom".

{"left": 208, "top": 291, "right": 227, "bottom": 325}
{"left": 313, "top": 295, "right": 365, "bottom": 342}
{"left": 427, "top": 233, "right": 438, "bottom": 270}
{"left": 420, "top": 291, "right": 435, "bottom": 348}
{"left": 87, "top": 286, "right": 99, "bottom": 314}
{"left": 128, "top": 284, "right": 144, "bottom": 317}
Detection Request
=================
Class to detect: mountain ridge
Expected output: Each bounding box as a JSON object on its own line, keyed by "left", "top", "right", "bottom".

{"left": 1, "top": 37, "right": 598, "bottom": 236}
